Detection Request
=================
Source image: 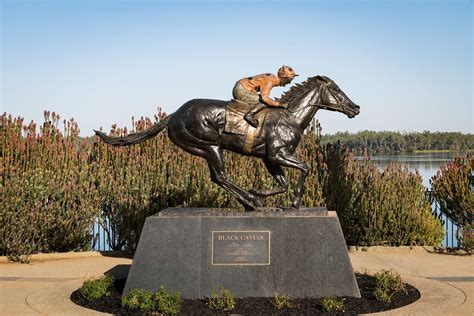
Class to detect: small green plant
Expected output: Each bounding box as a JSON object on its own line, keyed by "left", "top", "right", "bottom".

{"left": 321, "top": 297, "right": 344, "bottom": 312}
{"left": 120, "top": 286, "right": 182, "bottom": 314}
{"left": 155, "top": 285, "right": 183, "bottom": 315}
{"left": 373, "top": 269, "right": 406, "bottom": 303}
{"left": 121, "top": 288, "right": 155, "bottom": 311}
{"left": 7, "top": 254, "right": 30, "bottom": 264}
{"left": 80, "top": 275, "right": 114, "bottom": 301}
{"left": 272, "top": 292, "right": 295, "bottom": 309}
{"left": 207, "top": 287, "right": 235, "bottom": 311}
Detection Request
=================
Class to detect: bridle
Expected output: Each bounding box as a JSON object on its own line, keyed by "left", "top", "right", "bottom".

{"left": 274, "top": 79, "right": 349, "bottom": 130}
{"left": 315, "top": 80, "right": 353, "bottom": 114}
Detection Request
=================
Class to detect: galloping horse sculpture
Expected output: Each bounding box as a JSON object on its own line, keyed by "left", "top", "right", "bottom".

{"left": 95, "top": 75, "right": 360, "bottom": 210}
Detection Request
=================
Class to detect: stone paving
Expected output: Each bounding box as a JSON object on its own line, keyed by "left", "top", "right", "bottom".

{"left": 0, "top": 249, "right": 472, "bottom": 315}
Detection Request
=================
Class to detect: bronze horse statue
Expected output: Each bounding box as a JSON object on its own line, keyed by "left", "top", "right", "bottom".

{"left": 95, "top": 75, "right": 360, "bottom": 210}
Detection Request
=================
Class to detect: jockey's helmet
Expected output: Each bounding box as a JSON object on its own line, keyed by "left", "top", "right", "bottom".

{"left": 278, "top": 65, "right": 298, "bottom": 78}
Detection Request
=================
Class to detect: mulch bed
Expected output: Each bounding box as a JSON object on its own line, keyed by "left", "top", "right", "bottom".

{"left": 71, "top": 274, "right": 420, "bottom": 315}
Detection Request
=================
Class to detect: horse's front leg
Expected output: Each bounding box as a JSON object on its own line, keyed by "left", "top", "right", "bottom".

{"left": 268, "top": 148, "right": 309, "bottom": 209}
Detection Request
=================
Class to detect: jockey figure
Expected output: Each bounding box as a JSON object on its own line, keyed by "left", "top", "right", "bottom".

{"left": 232, "top": 65, "right": 298, "bottom": 127}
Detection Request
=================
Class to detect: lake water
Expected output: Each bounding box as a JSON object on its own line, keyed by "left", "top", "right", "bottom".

{"left": 359, "top": 152, "right": 467, "bottom": 188}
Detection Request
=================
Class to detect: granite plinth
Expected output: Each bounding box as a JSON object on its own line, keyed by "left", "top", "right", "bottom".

{"left": 123, "top": 207, "right": 360, "bottom": 299}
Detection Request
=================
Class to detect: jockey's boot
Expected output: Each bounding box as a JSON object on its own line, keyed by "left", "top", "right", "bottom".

{"left": 244, "top": 103, "right": 266, "bottom": 127}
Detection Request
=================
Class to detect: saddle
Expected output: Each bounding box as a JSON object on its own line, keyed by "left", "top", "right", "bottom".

{"left": 224, "top": 99, "right": 266, "bottom": 135}
{"left": 224, "top": 99, "right": 266, "bottom": 153}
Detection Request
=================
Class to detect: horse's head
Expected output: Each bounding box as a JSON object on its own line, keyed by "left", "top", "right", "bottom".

{"left": 316, "top": 75, "right": 360, "bottom": 118}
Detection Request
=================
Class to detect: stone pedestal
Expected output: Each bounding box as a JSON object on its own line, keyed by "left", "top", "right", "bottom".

{"left": 124, "top": 207, "right": 360, "bottom": 298}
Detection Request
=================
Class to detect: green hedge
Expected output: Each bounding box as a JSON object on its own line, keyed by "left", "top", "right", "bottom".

{"left": 431, "top": 156, "right": 473, "bottom": 251}
{"left": 322, "top": 143, "right": 444, "bottom": 246}
{"left": 1, "top": 112, "right": 445, "bottom": 259}
{"left": 1, "top": 112, "right": 101, "bottom": 260}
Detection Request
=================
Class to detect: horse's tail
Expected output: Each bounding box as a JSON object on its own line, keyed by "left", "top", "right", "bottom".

{"left": 94, "top": 115, "right": 171, "bottom": 146}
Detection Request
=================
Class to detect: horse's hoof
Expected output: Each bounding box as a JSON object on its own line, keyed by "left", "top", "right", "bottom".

{"left": 291, "top": 201, "right": 301, "bottom": 209}
{"left": 247, "top": 191, "right": 264, "bottom": 207}
{"left": 243, "top": 204, "right": 255, "bottom": 212}
{"left": 243, "top": 199, "right": 263, "bottom": 212}
{"left": 253, "top": 199, "right": 264, "bottom": 208}
{"left": 250, "top": 198, "right": 264, "bottom": 208}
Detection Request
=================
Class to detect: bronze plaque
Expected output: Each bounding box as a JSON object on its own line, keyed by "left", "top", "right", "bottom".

{"left": 212, "top": 231, "right": 271, "bottom": 265}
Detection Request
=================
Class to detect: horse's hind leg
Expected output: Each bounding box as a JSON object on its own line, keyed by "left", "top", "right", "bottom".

{"left": 205, "top": 145, "right": 263, "bottom": 211}
{"left": 250, "top": 159, "right": 289, "bottom": 197}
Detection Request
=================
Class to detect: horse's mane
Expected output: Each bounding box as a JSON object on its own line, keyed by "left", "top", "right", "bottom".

{"left": 278, "top": 76, "right": 322, "bottom": 103}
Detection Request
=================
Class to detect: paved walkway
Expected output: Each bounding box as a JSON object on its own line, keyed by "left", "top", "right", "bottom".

{"left": 0, "top": 250, "right": 472, "bottom": 315}
{"left": 350, "top": 249, "right": 473, "bottom": 315}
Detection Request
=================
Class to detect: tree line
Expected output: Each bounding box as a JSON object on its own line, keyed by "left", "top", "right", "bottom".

{"left": 320, "top": 130, "right": 473, "bottom": 154}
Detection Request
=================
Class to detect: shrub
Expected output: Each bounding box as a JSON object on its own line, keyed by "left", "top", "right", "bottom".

{"left": 80, "top": 275, "right": 114, "bottom": 301}
{"left": 1, "top": 110, "right": 449, "bottom": 256}
{"left": 272, "top": 292, "right": 295, "bottom": 309}
{"left": 322, "top": 143, "right": 445, "bottom": 246}
{"left": 321, "top": 297, "right": 344, "bottom": 312}
{"left": 120, "top": 286, "right": 182, "bottom": 314}
{"left": 431, "top": 156, "right": 473, "bottom": 250}
{"left": 458, "top": 224, "right": 474, "bottom": 252}
{"left": 121, "top": 288, "right": 155, "bottom": 311}
{"left": 1, "top": 112, "right": 101, "bottom": 260}
{"left": 373, "top": 287, "right": 391, "bottom": 303}
{"left": 207, "top": 287, "right": 235, "bottom": 311}
{"left": 373, "top": 269, "right": 406, "bottom": 303}
{"left": 155, "top": 285, "right": 183, "bottom": 315}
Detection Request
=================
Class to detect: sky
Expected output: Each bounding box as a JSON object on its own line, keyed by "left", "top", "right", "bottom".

{"left": 1, "top": 0, "right": 473, "bottom": 136}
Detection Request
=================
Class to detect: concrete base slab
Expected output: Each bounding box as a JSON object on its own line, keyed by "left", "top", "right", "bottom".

{"left": 0, "top": 243, "right": 471, "bottom": 315}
